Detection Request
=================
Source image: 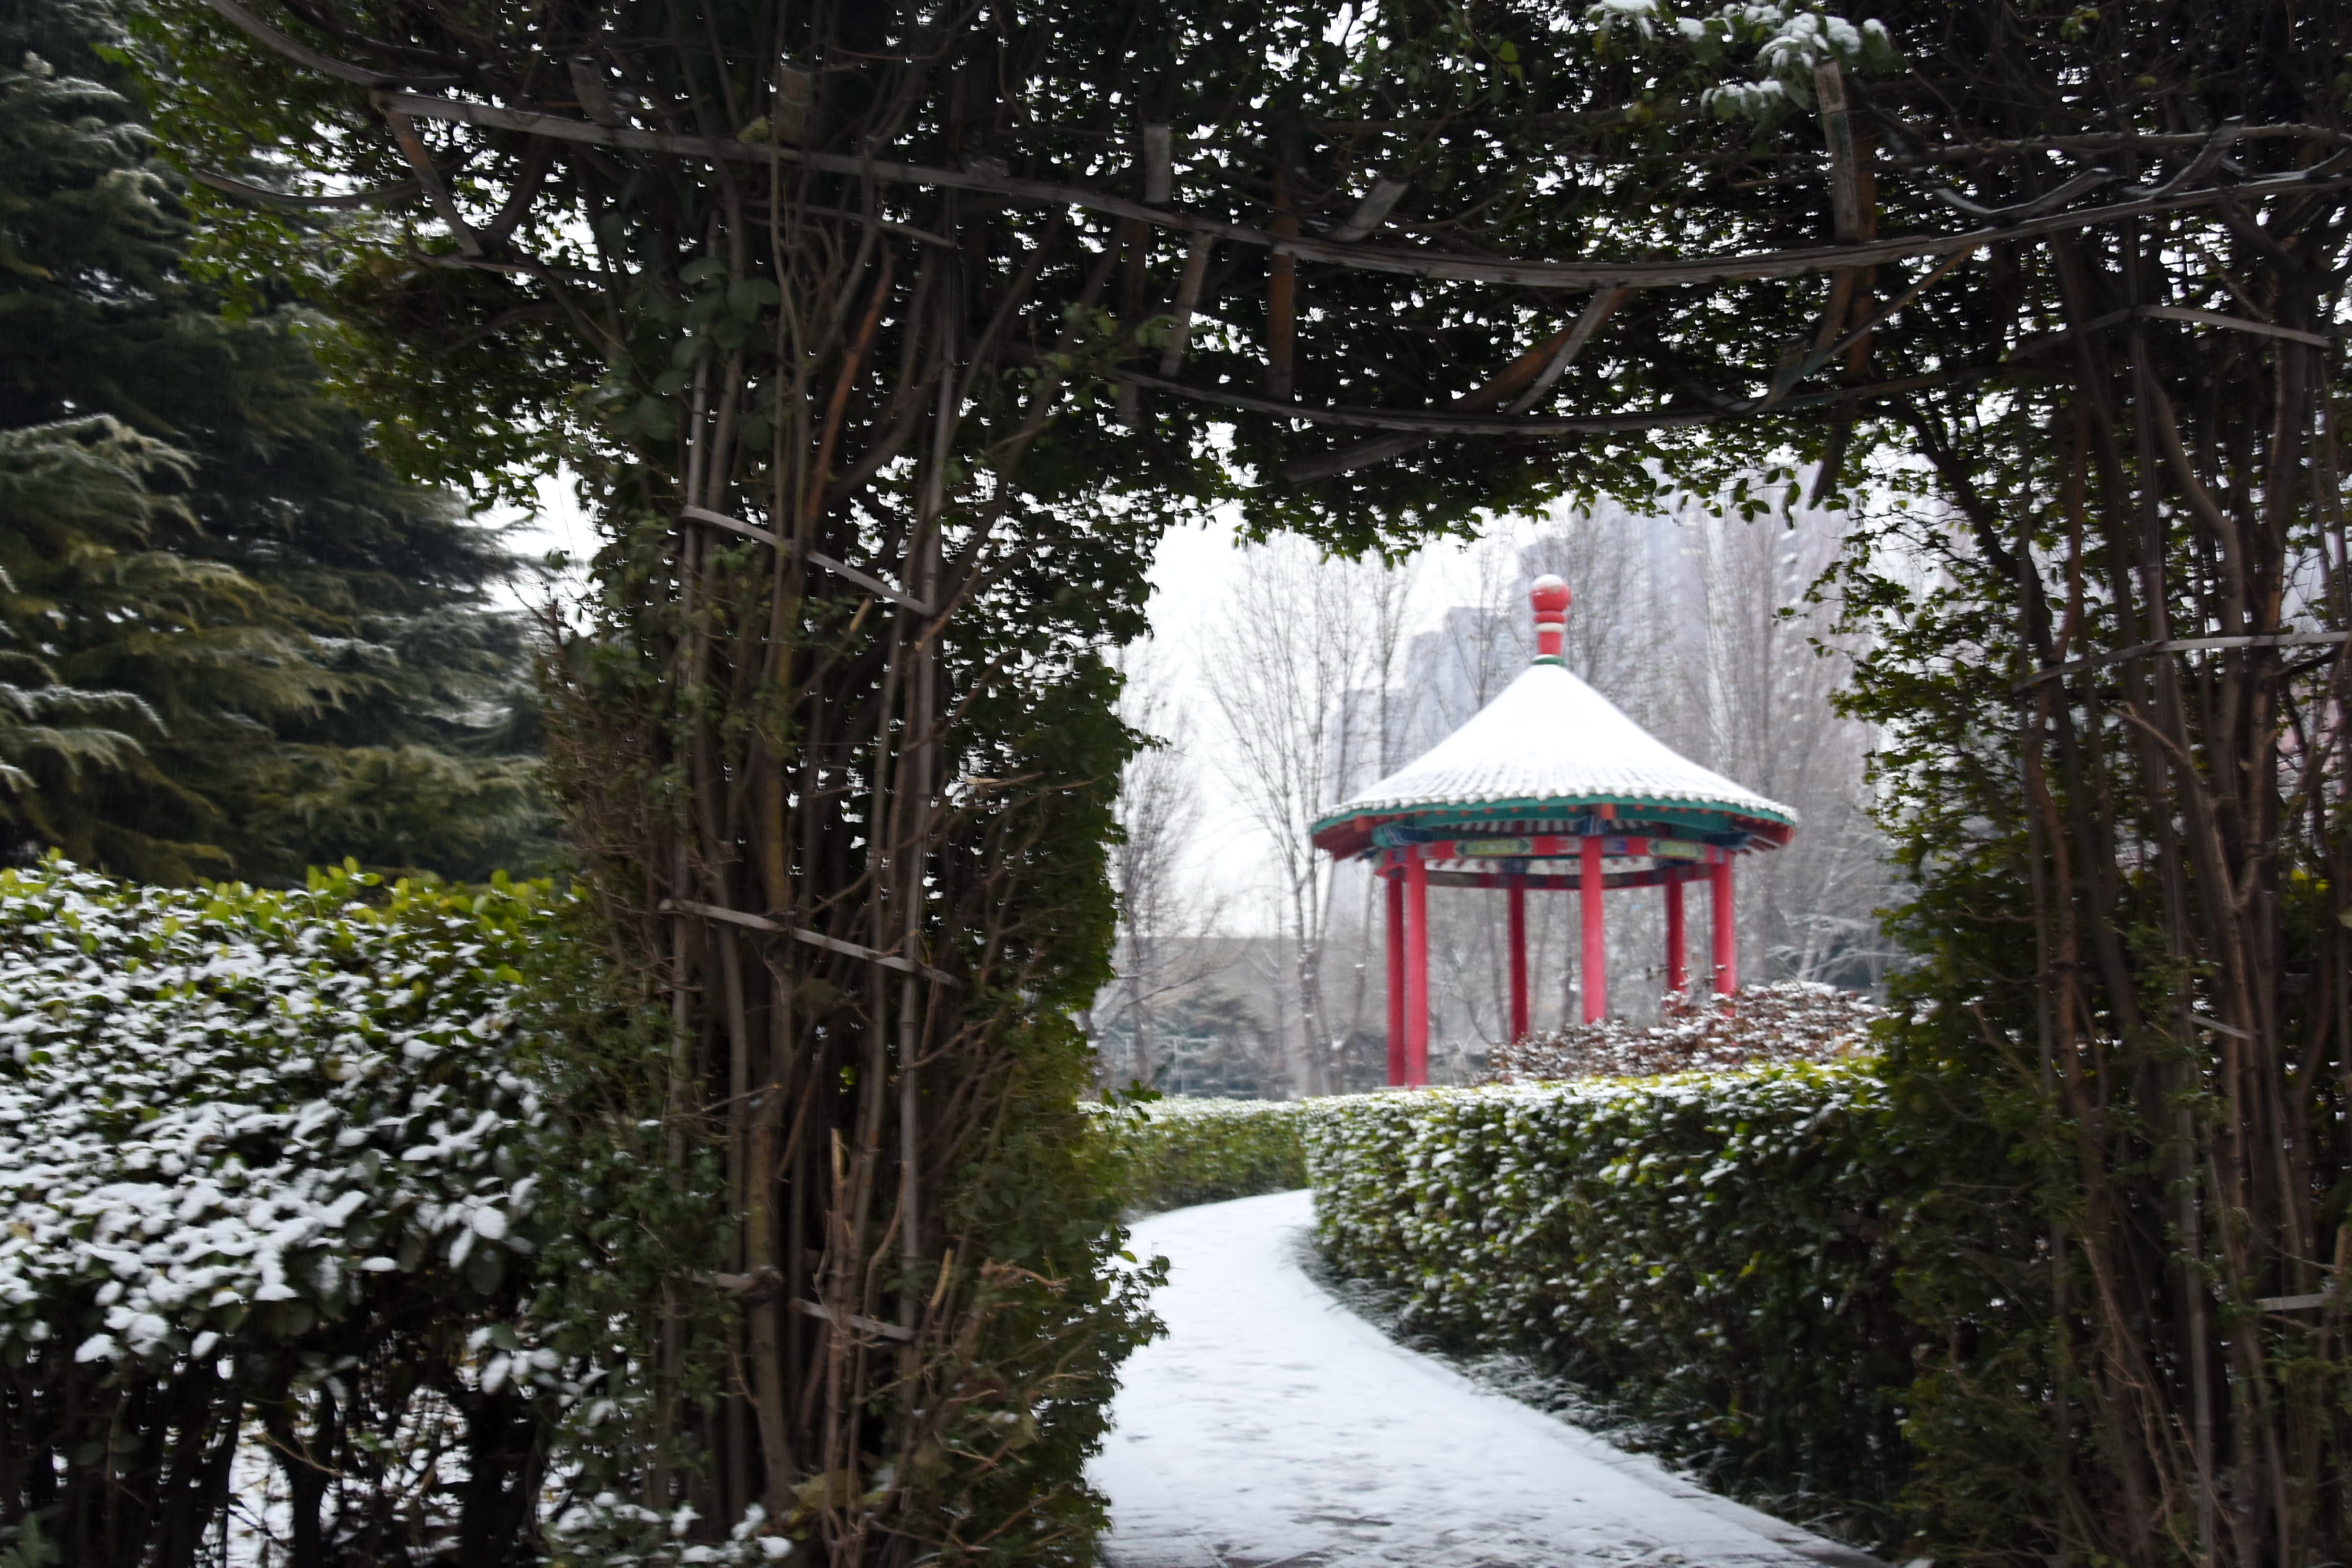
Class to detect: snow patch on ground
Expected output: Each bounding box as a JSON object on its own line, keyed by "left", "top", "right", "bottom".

{"left": 1090, "top": 1190, "right": 1881, "bottom": 1568}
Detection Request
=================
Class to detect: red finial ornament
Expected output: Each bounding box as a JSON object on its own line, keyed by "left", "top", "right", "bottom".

{"left": 1530, "top": 574, "right": 1570, "bottom": 662}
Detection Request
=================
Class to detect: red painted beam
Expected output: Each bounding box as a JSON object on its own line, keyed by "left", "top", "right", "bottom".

{"left": 1665, "top": 878, "right": 1687, "bottom": 993}
{"left": 1711, "top": 857, "right": 1737, "bottom": 995}
{"left": 1399, "top": 832, "right": 1722, "bottom": 867}
{"left": 1415, "top": 865, "right": 1707, "bottom": 892}
{"left": 1406, "top": 854, "right": 1430, "bottom": 1086}
{"left": 1580, "top": 836, "right": 1607, "bottom": 1023}
{"left": 1385, "top": 869, "right": 1406, "bottom": 1085}
{"left": 1507, "top": 874, "right": 1529, "bottom": 1043}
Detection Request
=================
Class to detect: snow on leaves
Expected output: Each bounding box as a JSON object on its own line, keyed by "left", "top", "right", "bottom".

{"left": 548, "top": 1497, "right": 794, "bottom": 1566}
{"left": 0, "top": 860, "right": 554, "bottom": 1376}
{"left": 1587, "top": 1, "right": 1899, "bottom": 119}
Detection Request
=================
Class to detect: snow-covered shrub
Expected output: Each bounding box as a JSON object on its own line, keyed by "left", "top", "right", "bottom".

{"left": 1098, "top": 1096, "right": 1309, "bottom": 1213}
{"left": 1306, "top": 1064, "right": 1927, "bottom": 1543}
{"left": 0, "top": 863, "right": 554, "bottom": 1367}
{"left": 0, "top": 860, "right": 646, "bottom": 1564}
{"left": 1486, "top": 981, "right": 1880, "bottom": 1082}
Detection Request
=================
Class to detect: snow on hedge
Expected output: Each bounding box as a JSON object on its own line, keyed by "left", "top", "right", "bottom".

{"left": 0, "top": 862, "right": 810, "bottom": 1566}
{"left": 0, "top": 860, "right": 555, "bottom": 1378}
{"left": 1304, "top": 1063, "right": 1925, "bottom": 1519}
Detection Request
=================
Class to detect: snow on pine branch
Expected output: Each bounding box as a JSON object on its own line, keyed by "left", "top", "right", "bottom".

{"left": 0, "top": 860, "right": 558, "bottom": 1379}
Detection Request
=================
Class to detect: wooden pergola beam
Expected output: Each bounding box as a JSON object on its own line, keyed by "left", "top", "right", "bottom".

{"left": 370, "top": 91, "right": 2352, "bottom": 293}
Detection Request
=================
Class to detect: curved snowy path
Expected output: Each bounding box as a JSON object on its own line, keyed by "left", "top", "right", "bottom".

{"left": 1089, "top": 1191, "right": 1880, "bottom": 1568}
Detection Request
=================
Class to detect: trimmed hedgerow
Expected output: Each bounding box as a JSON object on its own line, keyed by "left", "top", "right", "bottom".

{"left": 0, "top": 859, "right": 577, "bottom": 1561}
{"left": 1304, "top": 1065, "right": 1930, "bottom": 1545}
{"left": 0, "top": 860, "right": 772, "bottom": 1567}
{"left": 1100, "top": 1097, "right": 1310, "bottom": 1213}
{"left": 0, "top": 863, "right": 555, "bottom": 1376}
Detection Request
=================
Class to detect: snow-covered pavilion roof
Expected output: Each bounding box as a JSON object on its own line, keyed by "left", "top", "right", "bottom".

{"left": 1311, "top": 642, "right": 1797, "bottom": 860}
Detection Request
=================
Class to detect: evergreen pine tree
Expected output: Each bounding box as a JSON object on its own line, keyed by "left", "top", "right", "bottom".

{"left": 0, "top": 415, "right": 187, "bottom": 865}
{"left": 0, "top": 0, "right": 547, "bottom": 882}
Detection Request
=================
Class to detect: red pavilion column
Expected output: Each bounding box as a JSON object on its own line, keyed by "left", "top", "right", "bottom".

{"left": 1711, "top": 856, "right": 1738, "bottom": 995}
{"left": 1507, "top": 873, "right": 1529, "bottom": 1042}
{"left": 1384, "top": 865, "right": 1406, "bottom": 1085}
{"left": 1405, "top": 851, "right": 1431, "bottom": 1086}
{"left": 1665, "top": 876, "right": 1688, "bottom": 993}
{"left": 1579, "top": 835, "right": 1607, "bottom": 1023}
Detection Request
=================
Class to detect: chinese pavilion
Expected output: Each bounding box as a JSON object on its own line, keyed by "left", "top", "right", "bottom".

{"left": 1310, "top": 576, "right": 1798, "bottom": 1087}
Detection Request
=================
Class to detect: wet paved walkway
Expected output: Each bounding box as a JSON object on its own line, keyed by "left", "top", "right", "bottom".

{"left": 1089, "top": 1190, "right": 1880, "bottom": 1568}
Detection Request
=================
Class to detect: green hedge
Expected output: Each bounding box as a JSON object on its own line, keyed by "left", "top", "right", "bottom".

{"left": 1100, "top": 1096, "right": 1310, "bottom": 1213}
{"left": 0, "top": 860, "right": 583, "bottom": 1562}
{"left": 0, "top": 860, "right": 773, "bottom": 1567}
{"left": 1305, "top": 1065, "right": 1929, "bottom": 1544}
{"left": 0, "top": 863, "right": 555, "bottom": 1369}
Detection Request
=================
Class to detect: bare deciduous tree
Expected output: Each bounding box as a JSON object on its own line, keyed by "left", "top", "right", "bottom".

{"left": 1095, "top": 649, "right": 1227, "bottom": 1090}
{"left": 1676, "top": 494, "right": 1896, "bottom": 989}
{"left": 1203, "top": 540, "right": 1413, "bottom": 1095}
